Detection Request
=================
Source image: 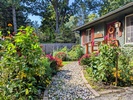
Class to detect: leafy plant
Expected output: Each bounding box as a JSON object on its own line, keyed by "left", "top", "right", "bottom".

{"left": 55, "top": 52, "right": 67, "bottom": 61}
{"left": 0, "top": 26, "right": 52, "bottom": 99}
{"left": 46, "top": 54, "right": 63, "bottom": 74}
{"left": 83, "top": 43, "right": 133, "bottom": 86}
{"left": 68, "top": 45, "right": 84, "bottom": 61}
{"left": 78, "top": 54, "right": 90, "bottom": 65}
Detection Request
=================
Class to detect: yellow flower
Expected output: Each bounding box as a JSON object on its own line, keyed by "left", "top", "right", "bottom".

{"left": 113, "top": 71, "right": 120, "bottom": 78}
{"left": 130, "top": 76, "right": 133, "bottom": 80}
{"left": 21, "top": 72, "right": 26, "bottom": 79}
{"left": 8, "top": 23, "right": 12, "bottom": 27}
{"left": 113, "top": 68, "right": 116, "bottom": 71}
{"left": 17, "top": 71, "right": 27, "bottom": 79}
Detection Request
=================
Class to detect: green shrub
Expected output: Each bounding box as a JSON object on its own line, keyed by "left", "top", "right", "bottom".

{"left": 53, "top": 47, "right": 69, "bottom": 61}
{"left": 84, "top": 44, "right": 133, "bottom": 86}
{"left": 53, "top": 46, "right": 68, "bottom": 56}
{"left": 55, "top": 52, "right": 67, "bottom": 61}
{"left": 78, "top": 54, "right": 90, "bottom": 65}
{"left": 0, "top": 26, "right": 52, "bottom": 99}
{"left": 68, "top": 45, "right": 84, "bottom": 61}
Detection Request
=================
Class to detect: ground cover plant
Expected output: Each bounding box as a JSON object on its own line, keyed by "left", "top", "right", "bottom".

{"left": 0, "top": 26, "right": 63, "bottom": 100}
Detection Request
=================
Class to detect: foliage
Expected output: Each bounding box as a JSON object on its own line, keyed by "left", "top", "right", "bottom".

{"left": 68, "top": 45, "right": 84, "bottom": 61}
{"left": 0, "top": 26, "right": 53, "bottom": 99}
{"left": 53, "top": 46, "right": 68, "bottom": 56}
{"left": 0, "top": 0, "right": 33, "bottom": 35}
{"left": 82, "top": 43, "right": 133, "bottom": 86}
{"left": 55, "top": 52, "right": 67, "bottom": 61}
{"left": 99, "top": 0, "right": 133, "bottom": 16}
{"left": 46, "top": 54, "right": 63, "bottom": 74}
{"left": 78, "top": 54, "right": 90, "bottom": 65}
{"left": 53, "top": 47, "right": 70, "bottom": 61}
{"left": 71, "top": 0, "right": 101, "bottom": 25}
{"left": 53, "top": 45, "right": 84, "bottom": 61}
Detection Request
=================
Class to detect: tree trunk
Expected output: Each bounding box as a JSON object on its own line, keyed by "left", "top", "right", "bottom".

{"left": 55, "top": 7, "right": 59, "bottom": 34}
{"left": 12, "top": 6, "right": 17, "bottom": 33}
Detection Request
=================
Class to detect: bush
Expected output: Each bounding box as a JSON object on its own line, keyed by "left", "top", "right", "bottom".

{"left": 68, "top": 45, "right": 84, "bottom": 61}
{"left": 0, "top": 26, "right": 52, "bottom": 99}
{"left": 55, "top": 52, "right": 67, "bottom": 61}
{"left": 53, "top": 47, "right": 69, "bottom": 61}
{"left": 78, "top": 54, "right": 90, "bottom": 65}
{"left": 83, "top": 44, "right": 133, "bottom": 86}
{"left": 46, "top": 54, "right": 63, "bottom": 74}
{"left": 53, "top": 47, "right": 68, "bottom": 56}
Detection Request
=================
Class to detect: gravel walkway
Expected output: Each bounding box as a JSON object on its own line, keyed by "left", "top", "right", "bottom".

{"left": 43, "top": 62, "right": 94, "bottom": 100}
{"left": 43, "top": 62, "right": 133, "bottom": 100}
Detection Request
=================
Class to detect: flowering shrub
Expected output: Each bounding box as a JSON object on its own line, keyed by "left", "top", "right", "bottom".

{"left": 0, "top": 26, "right": 52, "bottom": 99}
{"left": 46, "top": 54, "right": 55, "bottom": 61}
{"left": 46, "top": 54, "right": 63, "bottom": 74}
{"left": 55, "top": 52, "right": 67, "bottom": 61}
{"left": 78, "top": 54, "right": 90, "bottom": 65}
{"left": 84, "top": 43, "right": 133, "bottom": 86}
{"left": 54, "top": 57, "right": 63, "bottom": 68}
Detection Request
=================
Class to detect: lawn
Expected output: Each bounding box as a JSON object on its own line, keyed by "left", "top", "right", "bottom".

{"left": 62, "top": 61, "right": 72, "bottom": 65}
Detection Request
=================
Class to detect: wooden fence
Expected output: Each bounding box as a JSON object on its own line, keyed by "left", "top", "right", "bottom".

{"left": 41, "top": 43, "right": 76, "bottom": 54}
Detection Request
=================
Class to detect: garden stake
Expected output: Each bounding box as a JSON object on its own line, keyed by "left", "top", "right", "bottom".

{"left": 115, "top": 53, "right": 118, "bottom": 86}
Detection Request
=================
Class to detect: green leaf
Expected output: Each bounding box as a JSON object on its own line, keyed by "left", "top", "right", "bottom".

{"left": 25, "top": 88, "right": 29, "bottom": 95}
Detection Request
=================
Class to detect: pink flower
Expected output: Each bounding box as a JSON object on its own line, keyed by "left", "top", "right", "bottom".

{"left": 46, "top": 54, "right": 55, "bottom": 61}
{"left": 104, "top": 35, "right": 108, "bottom": 40}
{"left": 91, "top": 40, "right": 94, "bottom": 46}
{"left": 78, "top": 54, "right": 90, "bottom": 65}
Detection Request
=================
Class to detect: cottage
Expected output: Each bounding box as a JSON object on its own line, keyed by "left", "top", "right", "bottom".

{"left": 74, "top": 2, "right": 133, "bottom": 54}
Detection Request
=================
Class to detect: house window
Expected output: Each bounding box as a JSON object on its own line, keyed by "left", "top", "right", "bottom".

{"left": 84, "top": 29, "right": 91, "bottom": 43}
{"left": 125, "top": 14, "right": 133, "bottom": 44}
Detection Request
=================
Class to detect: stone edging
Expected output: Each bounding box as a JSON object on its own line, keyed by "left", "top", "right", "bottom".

{"left": 81, "top": 67, "right": 126, "bottom": 97}
{"left": 80, "top": 68, "right": 100, "bottom": 97}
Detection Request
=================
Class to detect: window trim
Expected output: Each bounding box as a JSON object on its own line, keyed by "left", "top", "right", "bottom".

{"left": 125, "top": 13, "right": 133, "bottom": 44}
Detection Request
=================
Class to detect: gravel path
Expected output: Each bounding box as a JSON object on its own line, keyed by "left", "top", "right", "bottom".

{"left": 43, "top": 62, "right": 94, "bottom": 100}
{"left": 43, "top": 62, "right": 133, "bottom": 100}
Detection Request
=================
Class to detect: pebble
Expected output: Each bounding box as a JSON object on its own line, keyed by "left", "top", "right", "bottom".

{"left": 44, "top": 62, "right": 94, "bottom": 100}
{"left": 44, "top": 62, "right": 133, "bottom": 100}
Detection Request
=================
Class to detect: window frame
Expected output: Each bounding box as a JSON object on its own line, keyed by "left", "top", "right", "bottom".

{"left": 125, "top": 13, "right": 133, "bottom": 44}
{"left": 85, "top": 29, "right": 91, "bottom": 43}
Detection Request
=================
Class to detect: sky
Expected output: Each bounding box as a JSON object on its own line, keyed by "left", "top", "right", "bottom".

{"left": 28, "top": 0, "right": 74, "bottom": 25}
{"left": 28, "top": 14, "right": 42, "bottom": 25}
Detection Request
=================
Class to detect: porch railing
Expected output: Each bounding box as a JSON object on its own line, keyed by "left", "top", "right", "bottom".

{"left": 84, "top": 39, "right": 119, "bottom": 54}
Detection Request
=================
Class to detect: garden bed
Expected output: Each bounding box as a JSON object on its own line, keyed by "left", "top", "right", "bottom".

{"left": 82, "top": 67, "right": 133, "bottom": 95}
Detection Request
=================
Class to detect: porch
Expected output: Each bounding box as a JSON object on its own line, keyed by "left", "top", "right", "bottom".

{"left": 84, "top": 39, "right": 119, "bottom": 54}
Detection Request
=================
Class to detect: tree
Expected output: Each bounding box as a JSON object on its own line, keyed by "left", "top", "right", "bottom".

{"left": 99, "top": 0, "right": 133, "bottom": 16}
{"left": 1, "top": 0, "right": 21, "bottom": 33}
{"left": 0, "top": 0, "right": 35, "bottom": 35}
{"left": 46, "top": 0, "right": 72, "bottom": 34}
{"left": 71, "top": 0, "right": 101, "bottom": 25}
